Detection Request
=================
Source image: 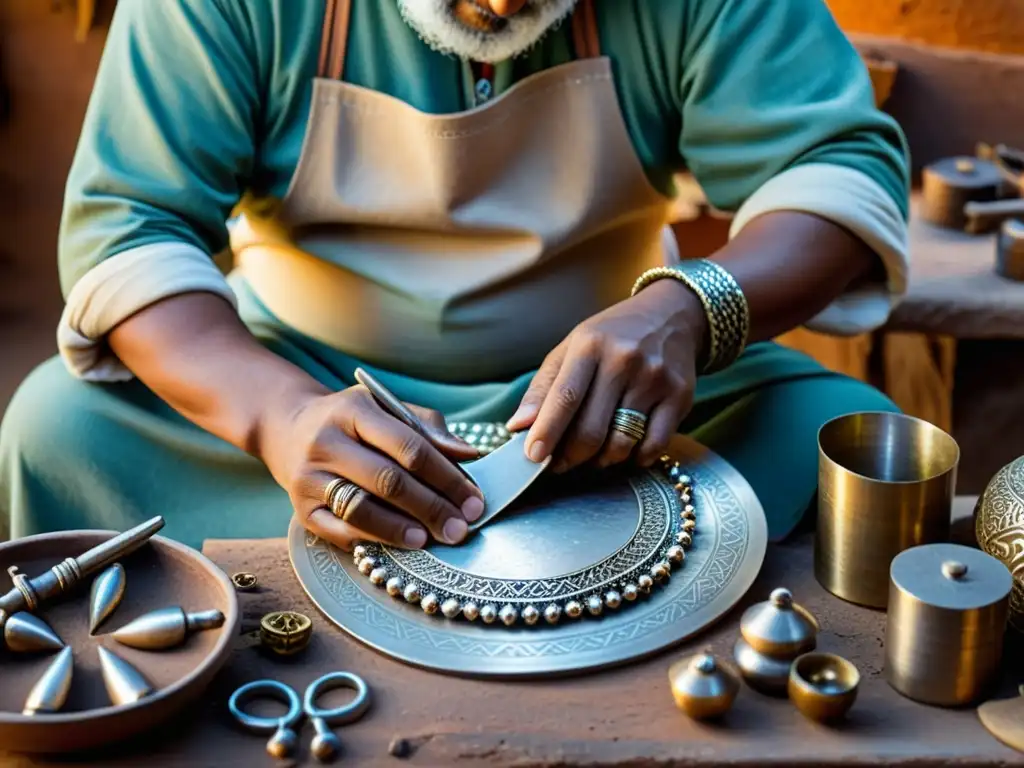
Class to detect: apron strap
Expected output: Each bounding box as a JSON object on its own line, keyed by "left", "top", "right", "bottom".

{"left": 317, "top": 0, "right": 352, "bottom": 80}
{"left": 571, "top": 0, "right": 601, "bottom": 59}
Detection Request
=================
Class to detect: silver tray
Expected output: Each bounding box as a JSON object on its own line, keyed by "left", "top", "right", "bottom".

{"left": 288, "top": 434, "right": 766, "bottom": 678}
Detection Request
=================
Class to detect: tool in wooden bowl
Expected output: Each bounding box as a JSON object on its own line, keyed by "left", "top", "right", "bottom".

{"left": 353, "top": 368, "right": 551, "bottom": 530}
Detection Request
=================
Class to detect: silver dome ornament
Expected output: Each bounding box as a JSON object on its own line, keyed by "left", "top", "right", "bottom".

{"left": 667, "top": 545, "right": 685, "bottom": 564}
{"left": 4, "top": 612, "right": 64, "bottom": 654}
{"left": 522, "top": 605, "right": 540, "bottom": 625}
{"left": 88, "top": 563, "right": 126, "bottom": 635}
{"left": 462, "top": 602, "right": 480, "bottom": 622}
{"left": 604, "top": 591, "right": 622, "bottom": 610}
{"left": 480, "top": 604, "right": 498, "bottom": 624}
{"left": 586, "top": 596, "right": 603, "bottom": 616}
{"left": 369, "top": 567, "right": 388, "bottom": 586}
{"left": 677, "top": 531, "right": 693, "bottom": 548}
{"left": 499, "top": 605, "right": 518, "bottom": 626}
{"left": 112, "top": 606, "right": 225, "bottom": 651}
{"left": 638, "top": 575, "right": 655, "bottom": 594}
{"left": 441, "top": 598, "right": 462, "bottom": 619}
{"left": 357, "top": 557, "right": 376, "bottom": 576}
{"left": 543, "top": 604, "right": 562, "bottom": 624}
{"left": 403, "top": 583, "right": 422, "bottom": 604}
{"left": 623, "top": 584, "right": 639, "bottom": 602}
{"left": 651, "top": 562, "right": 670, "bottom": 582}
{"left": 386, "top": 576, "right": 404, "bottom": 597}
{"left": 420, "top": 594, "right": 440, "bottom": 615}
{"left": 682, "top": 519, "right": 697, "bottom": 532}
{"left": 565, "top": 600, "right": 583, "bottom": 619}
{"left": 352, "top": 545, "right": 368, "bottom": 563}
{"left": 98, "top": 646, "right": 154, "bottom": 706}
{"left": 22, "top": 646, "right": 74, "bottom": 716}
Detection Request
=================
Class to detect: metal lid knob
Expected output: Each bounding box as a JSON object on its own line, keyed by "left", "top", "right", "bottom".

{"left": 942, "top": 560, "right": 968, "bottom": 580}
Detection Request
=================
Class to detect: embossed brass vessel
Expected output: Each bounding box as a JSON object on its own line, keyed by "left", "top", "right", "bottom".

{"left": 976, "top": 455, "right": 1024, "bottom": 632}
{"left": 816, "top": 412, "right": 959, "bottom": 608}
{"left": 788, "top": 653, "right": 860, "bottom": 723}
{"left": 668, "top": 652, "right": 740, "bottom": 720}
{"left": 886, "top": 543, "right": 1011, "bottom": 706}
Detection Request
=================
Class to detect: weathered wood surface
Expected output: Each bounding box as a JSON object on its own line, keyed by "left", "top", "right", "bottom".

{"left": 4, "top": 502, "right": 1021, "bottom": 768}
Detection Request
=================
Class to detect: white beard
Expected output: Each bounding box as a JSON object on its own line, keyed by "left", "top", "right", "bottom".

{"left": 398, "top": 0, "right": 579, "bottom": 63}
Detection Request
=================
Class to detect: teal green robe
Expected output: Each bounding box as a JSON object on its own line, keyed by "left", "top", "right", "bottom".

{"left": 0, "top": 0, "right": 906, "bottom": 547}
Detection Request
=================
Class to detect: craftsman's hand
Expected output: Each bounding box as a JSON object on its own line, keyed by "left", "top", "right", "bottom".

{"left": 260, "top": 386, "right": 484, "bottom": 552}
{"left": 506, "top": 279, "right": 707, "bottom": 472}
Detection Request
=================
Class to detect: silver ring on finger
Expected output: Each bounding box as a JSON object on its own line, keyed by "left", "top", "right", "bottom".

{"left": 611, "top": 408, "right": 648, "bottom": 443}
{"left": 324, "top": 476, "right": 365, "bottom": 520}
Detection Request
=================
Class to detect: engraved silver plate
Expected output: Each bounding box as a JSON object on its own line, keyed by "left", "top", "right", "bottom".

{"left": 288, "top": 434, "right": 767, "bottom": 677}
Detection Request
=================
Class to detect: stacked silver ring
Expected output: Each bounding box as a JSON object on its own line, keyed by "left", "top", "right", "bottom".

{"left": 611, "top": 408, "right": 647, "bottom": 442}
{"left": 324, "top": 477, "right": 363, "bottom": 520}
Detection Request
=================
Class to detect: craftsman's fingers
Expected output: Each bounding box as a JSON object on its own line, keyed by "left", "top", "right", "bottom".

{"left": 505, "top": 339, "right": 568, "bottom": 434}
{"left": 306, "top": 438, "right": 475, "bottom": 544}
{"left": 407, "top": 404, "right": 480, "bottom": 462}
{"left": 594, "top": 357, "right": 676, "bottom": 469}
{"left": 550, "top": 346, "right": 639, "bottom": 473}
{"left": 523, "top": 333, "right": 600, "bottom": 464}
{"left": 636, "top": 385, "right": 694, "bottom": 468}
{"left": 298, "top": 472, "right": 428, "bottom": 551}
{"left": 345, "top": 397, "right": 484, "bottom": 517}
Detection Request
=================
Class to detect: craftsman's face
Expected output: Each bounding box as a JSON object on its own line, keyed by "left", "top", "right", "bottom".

{"left": 398, "top": 0, "right": 579, "bottom": 63}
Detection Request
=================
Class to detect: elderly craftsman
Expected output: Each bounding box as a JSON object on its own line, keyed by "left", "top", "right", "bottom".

{"left": 0, "top": 0, "right": 908, "bottom": 550}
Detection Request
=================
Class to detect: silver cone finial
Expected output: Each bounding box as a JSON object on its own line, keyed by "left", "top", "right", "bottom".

{"left": 97, "top": 646, "right": 154, "bottom": 706}
{"left": 22, "top": 646, "right": 74, "bottom": 715}
{"left": 89, "top": 563, "right": 127, "bottom": 635}
{"left": 112, "top": 606, "right": 225, "bottom": 651}
{"left": 4, "top": 612, "right": 64, "bottom": 653}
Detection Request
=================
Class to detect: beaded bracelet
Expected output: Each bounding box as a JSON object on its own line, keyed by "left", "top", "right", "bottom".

{"left": 630, "top": 260, "right": 750, "bottom": 374}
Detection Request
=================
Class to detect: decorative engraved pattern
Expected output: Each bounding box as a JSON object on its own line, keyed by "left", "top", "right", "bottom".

{"left": 374, "top": 470, "right": 675, "bottom": 603}
{"left": 977, "top": 456, "right": 1024, "bottom": 631}
{"left": 298, "top": 456, "right": 752, "bottom": 661}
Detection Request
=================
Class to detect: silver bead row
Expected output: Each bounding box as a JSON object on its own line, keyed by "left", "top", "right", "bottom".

{"left": 445, "top": 422, "right": 511, "bottom": 455}
{"left": 352, "top": 455, "right": 697, "bottom": 626}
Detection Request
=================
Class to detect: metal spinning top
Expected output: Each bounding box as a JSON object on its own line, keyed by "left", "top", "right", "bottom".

{"left": 0, "top": 516, "right": 164, "bottom": 647}
{"left": 22, "top": 646, "right": 74, "bottom": 716}
{"left": 89, "top": 563, "right": 126, "bottom": 635}
{"left": 112, "top": 606, "right": 225, "bottom": 651}
{"left": 97, "top": 646, "right": 154, "bottom": 706}
{"left": 4, "top": 612, "right": 64, "bottom": 654}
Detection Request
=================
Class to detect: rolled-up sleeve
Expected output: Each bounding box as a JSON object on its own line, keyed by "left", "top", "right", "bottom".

{"left": 57, "top": 0, "right": 260, "bottom": 380}
{"left": 677, "top": 0, "right": 911, "bottom": 336}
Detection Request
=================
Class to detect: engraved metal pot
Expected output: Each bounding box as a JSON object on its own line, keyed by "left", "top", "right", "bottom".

{"left": 976, "top": 455, "right": 1024, "bottom": 632}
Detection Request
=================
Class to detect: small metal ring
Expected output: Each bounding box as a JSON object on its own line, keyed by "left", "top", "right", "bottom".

{"left": 323, "top": 477, "right": 349, "bottom": 507}
{"left": 303, "top": 672, "right": 372, "bottom": 725}
{"left": 330, "top": 483, "right": 365, "bottom": 521}
{"left": 232, "top": 572, "right": 259, "bottom": 591}
{"left": 229, "top": 680, "right": 303, "bottom": 734}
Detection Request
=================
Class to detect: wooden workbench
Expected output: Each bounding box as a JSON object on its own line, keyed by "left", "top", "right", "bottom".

{"left": 4, "top": 500, "right": 1022, "bottom": 767}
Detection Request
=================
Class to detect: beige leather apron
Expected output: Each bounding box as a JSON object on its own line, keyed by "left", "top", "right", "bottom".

{"left": 231, "top": 0, "right": 674, "bottom": 384}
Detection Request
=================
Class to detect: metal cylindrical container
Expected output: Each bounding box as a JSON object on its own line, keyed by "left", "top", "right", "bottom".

{"left": 996, "top": 219, "right": 1024, "bottom": 282}
{"left": 885, "top": 543, "right": 1012, "bottom": 707}
{"left": 815, "top": 412, "right": 960, "bottom": 608}
{"left": 921, "top": 157, "right": 1003, "bottom": 230}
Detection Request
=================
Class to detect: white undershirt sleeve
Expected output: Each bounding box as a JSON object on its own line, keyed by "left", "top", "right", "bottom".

{"left": 57, "top": 243, "right": 237, "bottom": 382}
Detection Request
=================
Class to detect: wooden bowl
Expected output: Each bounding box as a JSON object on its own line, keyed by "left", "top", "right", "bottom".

{"left": 0, "top": 530, "right": 239, "bottom": 754}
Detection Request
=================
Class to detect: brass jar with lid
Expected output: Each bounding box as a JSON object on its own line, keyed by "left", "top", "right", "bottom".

{"left": 885, "top": 543, "right": 1012, "bottom": 706}
{"left": 733, "top": 588, "right": 819, "bottom": 696}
